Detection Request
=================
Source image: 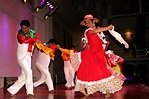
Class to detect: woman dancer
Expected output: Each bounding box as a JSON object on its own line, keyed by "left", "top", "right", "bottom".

{"left": 71, "top": 14, "right": 124, "bottom": 98}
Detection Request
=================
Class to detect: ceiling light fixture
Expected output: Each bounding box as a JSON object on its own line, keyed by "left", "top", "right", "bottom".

{"left": 44, "top": 2, "right": 59, "bottom": 20}
{"left": 34, "top": 0, "right": 59, "bottom": 19}
{"left": 35, "top": 0, "right": 49, "bottom": 13}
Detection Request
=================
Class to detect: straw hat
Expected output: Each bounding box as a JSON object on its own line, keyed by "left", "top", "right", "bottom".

{"left": 80, "top": 14, "right": 99, "bottom": 25}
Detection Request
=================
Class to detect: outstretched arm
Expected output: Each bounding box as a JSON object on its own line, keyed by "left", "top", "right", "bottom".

{"left": 89, "top": 24, "right": 113, "bottom": 34}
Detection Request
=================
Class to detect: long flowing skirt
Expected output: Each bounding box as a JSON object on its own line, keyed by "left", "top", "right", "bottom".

{"left": 70, "top": 50, "right": 124, "bottom": 95}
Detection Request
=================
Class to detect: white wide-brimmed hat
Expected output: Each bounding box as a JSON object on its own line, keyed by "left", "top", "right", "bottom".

{"left": 80, "top": 14, "right": 99, "bottom": 25}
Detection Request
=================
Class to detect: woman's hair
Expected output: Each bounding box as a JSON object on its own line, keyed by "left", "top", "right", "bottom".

{"left": 47, "top": 38, "right": 58, "bottom": 44}
{"left": 20, "top": 20, "right": 30, "bottom": 27}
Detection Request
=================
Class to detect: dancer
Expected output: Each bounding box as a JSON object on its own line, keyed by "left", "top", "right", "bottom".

{"left": 34, "top": 38, "right": 58, "bottom": 93}
{"left": 95, "top": 26, "right": 127, "bottom": 81}
{"left": 57, "top": 45, "right": 77, "bottom": 90}
{"left": 82, "top": 29, "right": 126, "bottom": 81}
{"left": 105, "top": 50, "right": 126, "bottom": 81}
{"left": 70, "top": 14, "right": 124, "bottom": 98}
{"left": 7, "top": 20, "right": 39, "bottom": 98}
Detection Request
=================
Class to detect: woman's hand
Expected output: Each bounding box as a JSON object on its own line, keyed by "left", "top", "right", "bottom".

{"left": 108, "top": 24, "right": 113, "bottom": 30}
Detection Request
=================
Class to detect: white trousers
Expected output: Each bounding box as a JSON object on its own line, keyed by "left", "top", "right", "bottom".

{"left": 7, "top": 53, "right": 33, "bottom": 95}
{"left": 64, "top": 60, "right": 75, "bottom": 87}
{"left": 33, "top": 51, "right": 54, "bottom": 91}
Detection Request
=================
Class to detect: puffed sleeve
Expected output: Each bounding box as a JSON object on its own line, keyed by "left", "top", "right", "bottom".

{"left": 17, "top": 32, "right": 39, "bottom": 44}
{"left": 29, "top": 32, "right": 39, "bottom": 43}
{"left": 17, "top": 33, "right": 30, "bottom": 44}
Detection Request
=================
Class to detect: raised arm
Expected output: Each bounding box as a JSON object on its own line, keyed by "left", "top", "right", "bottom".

{"left": 89, "top": 24, "right": 113, "bottom": 34}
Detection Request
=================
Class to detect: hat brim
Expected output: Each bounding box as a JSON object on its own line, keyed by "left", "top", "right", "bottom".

{"left": 80, "top": 18, "right": 99, "bottom": 25}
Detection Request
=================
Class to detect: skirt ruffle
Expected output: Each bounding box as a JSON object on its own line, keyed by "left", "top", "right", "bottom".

{"left": 75, "top": 75, "right": 124, "bottom": 95}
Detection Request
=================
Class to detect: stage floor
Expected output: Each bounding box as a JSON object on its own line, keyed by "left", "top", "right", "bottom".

{"left": 1, "top": 83, "right": 149, "bottom": 99}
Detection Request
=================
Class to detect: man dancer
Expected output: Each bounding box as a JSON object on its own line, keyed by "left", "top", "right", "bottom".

{"left": 7, "top": 20, "right": 39, "bottom": 98}
{"left": 57, "top": 45, "right": 77, "bottom": 89}
{"left": 34, "top": 38, "right": 58, "bottom": 93}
